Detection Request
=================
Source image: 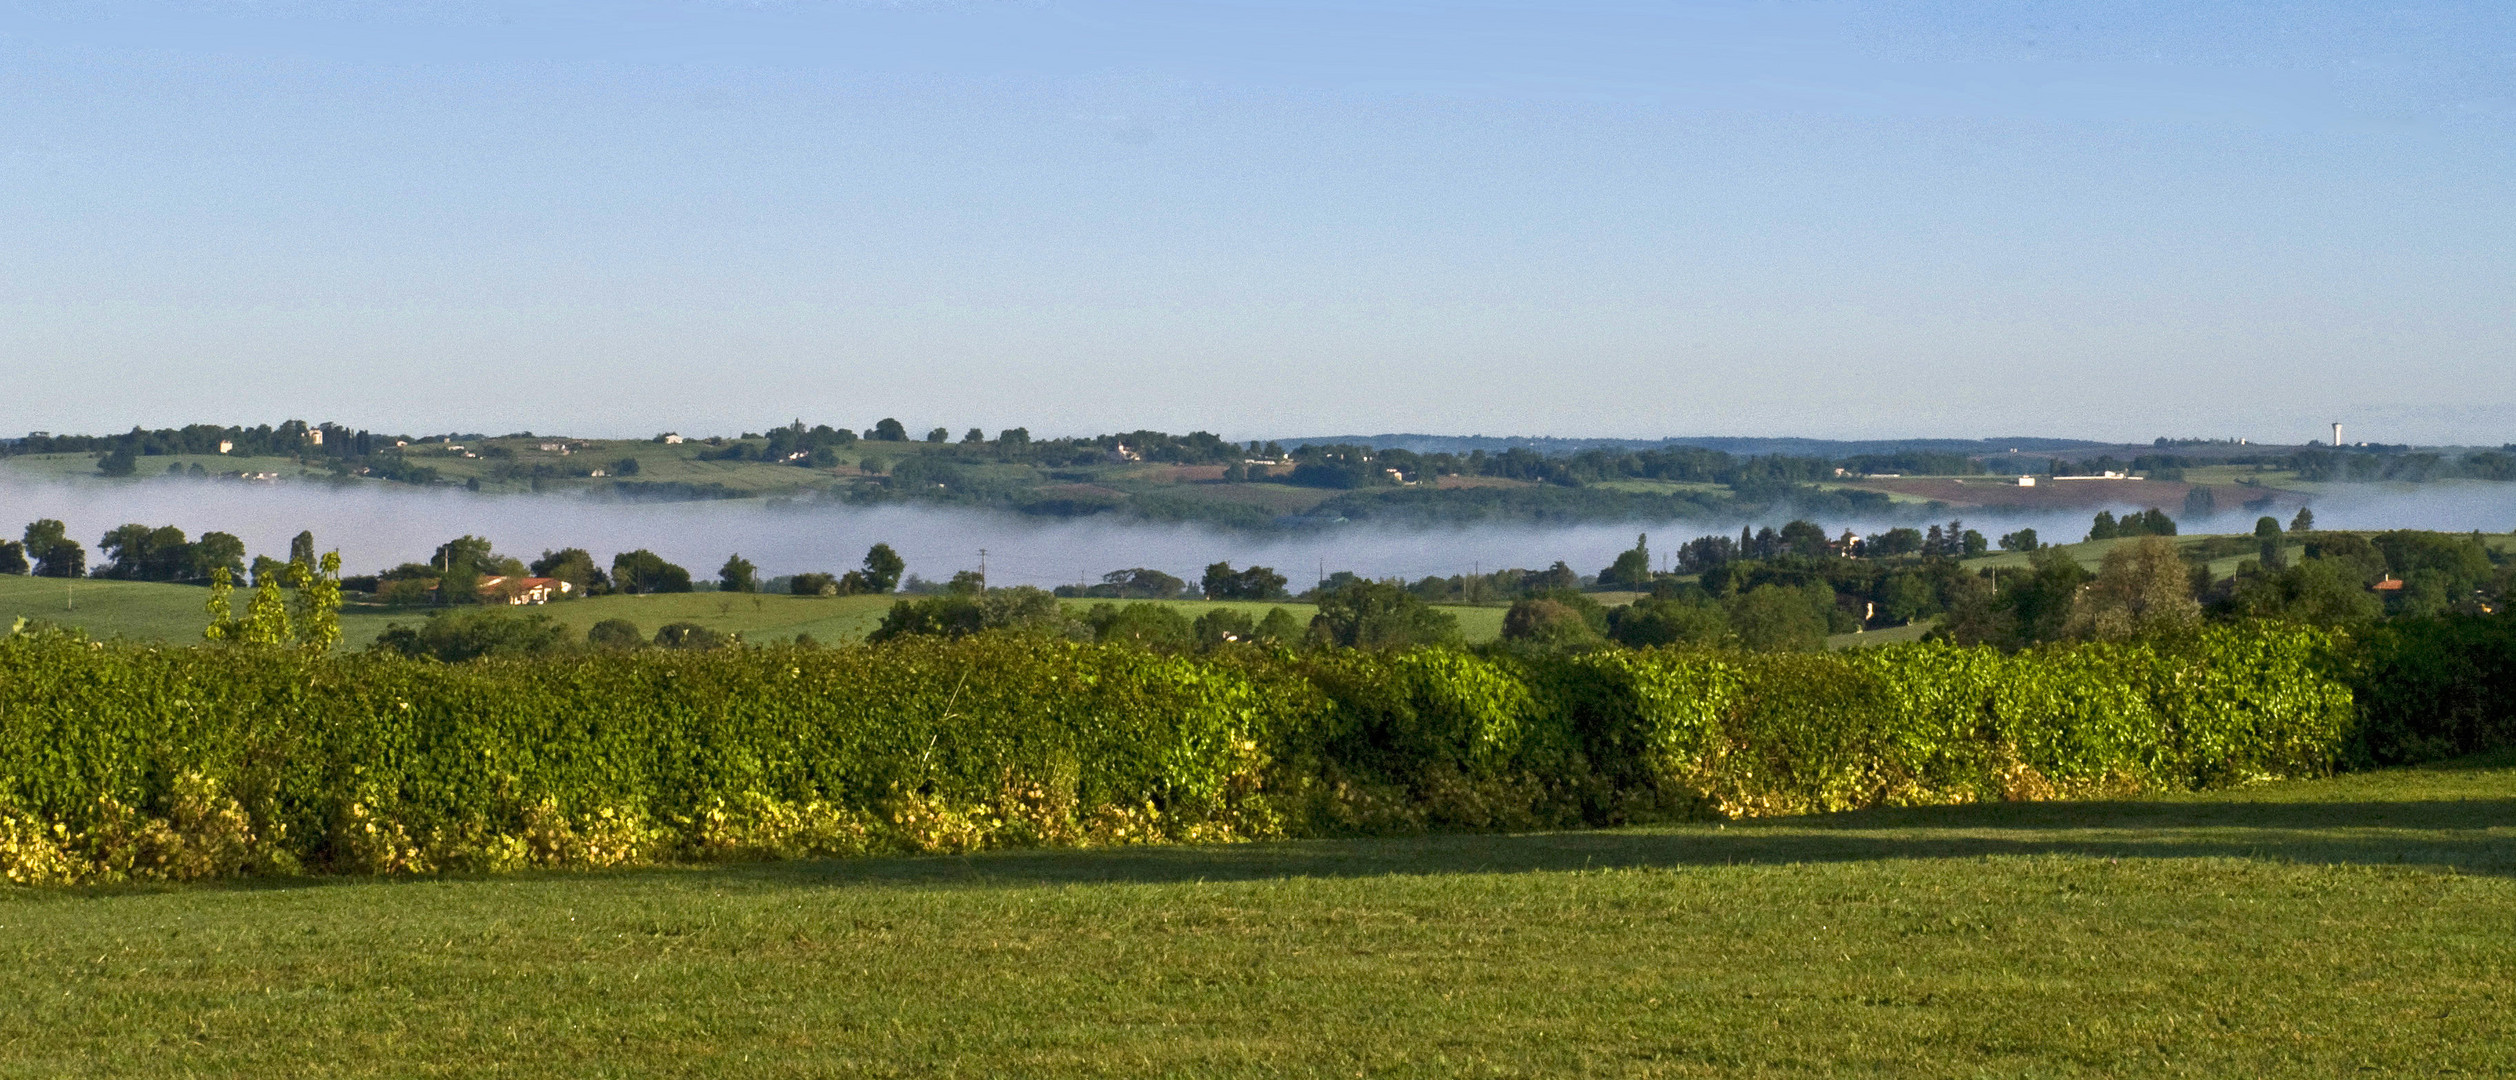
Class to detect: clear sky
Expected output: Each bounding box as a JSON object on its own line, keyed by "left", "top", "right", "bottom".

{"left": 5, "top": 1, "right": 2511, "bottom": 444}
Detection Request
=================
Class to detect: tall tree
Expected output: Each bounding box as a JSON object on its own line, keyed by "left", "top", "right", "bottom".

{"left": 288, "top": 550, "right": 344, "bottom": 651}
{"left": 1778, "top": 520, "right": 1830, "bottom": 558}
{"left": 1725, "top": 583, "right": 1833, "bottom": 651}
{"left": 432, "top": 535, "right": 498, "bottom": 604}
{"left": 857, "top": 543, "right": 905, "bottom": 592}
{"left": 1202, "top": 562, "right": 1290, "bottom": 601}
{"left": 1599, "top": 533, "right": 1653, "bottom": 589}
{"left": 191, "top": 531, "right": 247, "bottom": 583}
{"left": 1308, "top": 580, "right": 1460, "bottom": 649}
{"left": 611, "top": 550, "right": 693, "bottom": 594}
{"left": 718, "top": 553, "right": 758, "bottom": 593}
{"left": 529, "top": 548, "right": 609, "bottom": 594}
{"left": 2066, "top": 537, "right": 2201, "bottom": 641}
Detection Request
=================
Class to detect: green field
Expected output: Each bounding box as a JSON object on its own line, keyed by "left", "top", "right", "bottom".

{"left": 9, "top": 528, "right": 2502, "bottom": 650}
{"left": 0, "top": 576, "right": 1513, "bottom": 647}
{"left": 2, "top": 755, "right": 2508, "bottom": 1076}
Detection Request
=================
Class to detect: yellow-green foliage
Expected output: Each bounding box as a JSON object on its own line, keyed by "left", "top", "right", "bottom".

{"left": 0, "top": 624, "right": 2360, "bottom": 883}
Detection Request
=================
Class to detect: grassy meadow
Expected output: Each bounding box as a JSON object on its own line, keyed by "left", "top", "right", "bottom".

{"left": 2, "top": 754, "right": 2509, "bottom": 1076}
{"left": 0, "top": 574, "right": 1513, "bottom": 648}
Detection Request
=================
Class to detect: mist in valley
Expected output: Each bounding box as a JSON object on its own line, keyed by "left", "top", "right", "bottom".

{"left": 5, "top": 475, "right": 2513, "bottom": 589}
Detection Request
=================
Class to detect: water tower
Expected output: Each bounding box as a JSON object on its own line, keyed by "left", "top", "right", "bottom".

{"left": 2330, "top": 421, "right": 2343, "bottom": 447}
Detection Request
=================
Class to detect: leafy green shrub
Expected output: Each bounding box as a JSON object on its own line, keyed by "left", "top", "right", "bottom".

{"left": 1309, "top": 581, "right": 1460, "bottom": 649}
{"left": 652, "top": 622, "right": 729, "bottom": 650}
{"left": 587, "top": 618, "right": 643, "bottom": 650}
{"left": 0, "top": 632, "right": 1289, "bottom": 883}
{"left": 2341, "top": 616, "right": 2516, "bottom": 766}
{"left": 372, "top": 609, "right": 574, "bottom": 662}
{"left": 0, "top": 621, "right": 2402, "bottom": 884}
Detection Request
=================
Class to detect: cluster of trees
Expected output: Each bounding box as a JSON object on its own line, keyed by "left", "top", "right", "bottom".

{"left": 2288, "top": 447, "right": 2516, "bottom": 483}
{"left": 322, "top": 514, "right": 2510, "bottom": 664}
{"left": 779, "top": 545, "right": 905, "bottom": 596}
{"left": 358, "top": 541, "right": 917, "bottom": 605}
{"left": 347, "top": 539, "right": 697, "bottom": 605}
{"left": 4, "top": 515, "right": 933, "bottom": 612}
{"left": 868, "top": 574, "right": 1449, "bottom": 652}
{"left": 1275, "top": 442, "right": 1848, "bottom": 492}
{"left": 1656, "top": 520, "right": 1986, "bottom": 577}
{"left": 2087, "top": 508, "right": 2178, "bottom": 541}
{"left": 370, "top": 610, "right": 738, "bottom": 662}
{"left": 7, "top": 520, "right": 90, "bottom": 577}
{"left": 720, "top": 419, "right": 1255, "bottom": 470}
{"left": 699, "top": 422, "right": 858, "bottom": 466}
{"left": 4, "top": 519, "right": 328, "bottom": 585}
{"left": 5, "top": 421, "right": 401, "bottom": 466}
{"left": 1040, "top": 562, "right": 1292, "bottom": 601}
{"left": 2213, "top": 522, "right": 2505, "bottom": 623}
{"left": 1202, "top": 562, "right": 1292, "bottom": 600}
{"left": 1939, "top": 521, "right": 2510, "bottom": 648}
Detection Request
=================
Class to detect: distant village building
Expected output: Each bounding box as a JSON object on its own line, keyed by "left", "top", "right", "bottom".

{"left": 2015, "top": 475, "right": 2036, "bottom": 487}
{"left": 478, "top": 576, "right": 572, "bottom": 605}
{"left": 217, "top": 440, "right": 233, "bottom": 454}
{"left": 662, "top": 434, "right": 685, "bottom": 444}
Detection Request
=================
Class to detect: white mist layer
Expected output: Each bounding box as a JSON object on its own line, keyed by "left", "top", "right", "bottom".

{"left": 2, "top": 477, "right": 2511, "bottom": 587}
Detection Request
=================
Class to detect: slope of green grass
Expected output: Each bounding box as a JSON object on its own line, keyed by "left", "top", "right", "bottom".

{"left": 0, "top": 576, "right": 1516, "bottom": 647}
{"left": 2, "top": 756, "right": 2510, "bottom": 1076}
{"left": 0, "top": 575, "right": 904, "bottom": 648}
{"left": 1058, "top": 596, "right": 1508, "bottom": 643}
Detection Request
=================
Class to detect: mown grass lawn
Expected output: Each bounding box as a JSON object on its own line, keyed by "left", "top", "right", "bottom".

{"left": 4, "top": 756, "right": 2511, "bottom": 1077}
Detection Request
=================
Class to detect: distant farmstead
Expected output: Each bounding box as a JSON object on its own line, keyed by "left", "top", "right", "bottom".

{"left": 478, "top": 576, "right": 572, "bottom": 605}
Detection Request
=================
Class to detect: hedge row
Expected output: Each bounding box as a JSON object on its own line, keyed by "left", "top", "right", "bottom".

{"left": 0, "top": 621, "right": 2400, "bottom": 884}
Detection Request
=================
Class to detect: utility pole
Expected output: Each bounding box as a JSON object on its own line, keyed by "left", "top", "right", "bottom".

{"left": 977, "top": 548, "right": 988, "bottom": 588}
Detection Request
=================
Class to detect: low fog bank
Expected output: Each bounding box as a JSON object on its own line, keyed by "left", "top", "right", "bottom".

{"left": 3, "top": 477, "right": 2511, "bottom": 588}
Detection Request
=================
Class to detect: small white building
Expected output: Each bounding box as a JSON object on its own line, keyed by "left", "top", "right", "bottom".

{"left": 2016, "top": 475, "right": 2037, "bottom": 487}
{"left": 477, "top": 577, "right": 573, "bottom": 605}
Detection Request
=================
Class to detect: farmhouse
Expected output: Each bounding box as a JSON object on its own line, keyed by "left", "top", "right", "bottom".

{"left": 478, "top": 576, "right": 572, "bottom": 605}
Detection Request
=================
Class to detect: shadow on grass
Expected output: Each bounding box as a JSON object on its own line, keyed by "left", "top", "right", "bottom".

{"left": 77, "top": 761, "right": 2516, "bottom": 900}
{"left": 690, "top": 791, "right": 2516, "bottom": 893}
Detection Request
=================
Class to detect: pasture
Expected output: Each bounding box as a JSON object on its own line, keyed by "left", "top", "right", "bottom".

{"left": 1, "top": 755, "right": 2508, "bottom": 1076}
{"left": 0, "top": 574, "right": 1513, "bottom": 647}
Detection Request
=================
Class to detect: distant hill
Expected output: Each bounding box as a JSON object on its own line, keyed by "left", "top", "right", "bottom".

{"left": 1279, "top": 434, "right": 2117, "bottom": 457}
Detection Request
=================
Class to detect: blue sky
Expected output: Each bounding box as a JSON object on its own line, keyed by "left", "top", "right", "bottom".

{"left": 4, "top": 1, "right": 2512, "bottom": 444}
